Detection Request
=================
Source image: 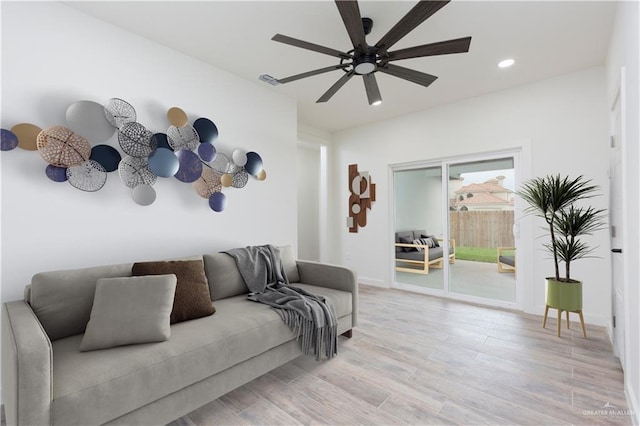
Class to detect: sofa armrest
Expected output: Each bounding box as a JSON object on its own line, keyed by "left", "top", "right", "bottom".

{"left": 2, "top": 301, "right": 53, "bottom": 426}
{"left": 295, "top": 260, "right": 358, "bottom": 327}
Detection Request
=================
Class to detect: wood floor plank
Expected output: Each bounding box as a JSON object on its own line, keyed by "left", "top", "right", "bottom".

{"left": 175, "top": 285, "right": 630, "bottom": 426}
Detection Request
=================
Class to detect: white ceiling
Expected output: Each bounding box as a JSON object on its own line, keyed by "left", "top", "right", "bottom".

{"left": 65, "top": 1, "right": 616, "bottom": 132}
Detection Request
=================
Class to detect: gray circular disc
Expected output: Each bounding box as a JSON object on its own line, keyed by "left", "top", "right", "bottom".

{"left": 132, "top": 184, "right": 156, "bottom": 206}
{"left": 66, "top": 100, "right": 115, "bottom": 143}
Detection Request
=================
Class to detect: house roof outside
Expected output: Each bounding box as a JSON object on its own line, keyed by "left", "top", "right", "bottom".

{"left": 453, "top": 176, "right": 514, "bottom": 209}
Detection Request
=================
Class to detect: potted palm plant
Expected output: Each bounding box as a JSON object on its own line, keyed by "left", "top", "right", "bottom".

{"left": 518, "top": 174, "right": 605, "bottom": 337}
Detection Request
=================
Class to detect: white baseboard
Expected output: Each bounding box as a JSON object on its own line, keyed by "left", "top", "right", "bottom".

{"left": 358, "top": 276, "right": 389, "bottom": 288}
{"left": 626, "top": 383, "right": 639, "bottom": 426}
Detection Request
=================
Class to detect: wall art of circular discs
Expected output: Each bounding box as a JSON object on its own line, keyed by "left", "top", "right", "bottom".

{"left": 1, "top": 128, "right": 19, "bottom": 151}
{"left": 90, "top": 144, "right": 122, "bottom": 172}
{"left": 148, "top": 147, "right": 179, "bottom": 178}
{"left": 231, "top": 170, "right": 249, "bottom": 188}
{"left": 197, "top": 142, "right": 216, "bottom": 162}
{"left": 209, "top": 192, "right": 227, "bottom": 212}
{"left": 46, "top": 164, "right": 68, "bottom": 182}
{"left": 167, "top": 124, "right": 199, "bottom": 151}
{"left": 245, "top": 152, "right": 263, "bottom": 176}
{"left": 11, "top": 123, "right": 43, "bottom": 151}
{"left": 66, "top": 100, "right": 115, "bottom": 143}
{"left": 167, "top": 107, "right": 188, "bottom": 127}
{"left": 118, "top": 122, "right": 156, "bottom": 157}
{"left": 192, "top": 167, "right": 222, "bottom": 199}
{"left": 211, "top": 152, "right": 241, "bottom": 174}
{"left": 118, "top": 155, "right": 157, "bottom": 188}
{"left": 193, "top": 117, "right": 218, "bottom": 144}
{"left": 174, "top": 150, "right": 203, "bottom": 183}
{"left": 36, "top": 126, "right": 91, "bottom": 167}
{"left": 132, "top": 184, "right": 156, "bottom": 206}
{"left": 66, "top": 160, "right": 107, "bottom": 192}
{"left": 104, "top": 98, "right": 136, "bottom": 129}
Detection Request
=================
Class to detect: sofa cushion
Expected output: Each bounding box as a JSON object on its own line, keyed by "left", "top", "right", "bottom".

{"left": 203, "top": 252, "right": 247, "bottom": 300}
{"left": 30, "top": 263, "right": 133, "bottom": 341}
{"left": 49, "top": 283, "right": 353, "bottom": 425}
{"left": 53, "top": 296, "right": 290, "bottom": 424}
{"left": 79, "top": 275, "right": 177, "bottom": 352}
{"left": 396, "top": 246, "right": 454, "bottom": 262}
{"left": 132, "top": 260, "right": 215, "bottom": 324}
{"left": 204, "top": 245, "right": 300, "bottom": 301}
{"left": 279, "top": 245, "right": 300, "bottom": 283}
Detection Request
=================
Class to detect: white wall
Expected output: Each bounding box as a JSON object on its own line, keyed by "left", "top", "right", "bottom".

{"left": 0, "top": 1, "right": 297, "bottom": 400}
{"left": 606, "top": 1, "right": 640, "bottom": 422}
{"left": 330, "top": 67, "right": 611, "bottom": 327}
{"left": 394, "top": 170, "right": 442, "bottom": 234}
{"left": 297, "top": 144, "right": 320, "bottom": 261}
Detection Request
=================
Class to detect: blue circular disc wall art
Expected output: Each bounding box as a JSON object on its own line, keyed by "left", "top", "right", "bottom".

{"left": 198, "top": 142, "right": 216, "bottom": 162}
{"left": 148, "top": 147, "right": 179, "bottom": 178}
{"left": 209, "top": 191, "right": 227, "bottom": 212}
{"left": 45, "top": 164, "right": 68, "bottom": 182}
{"left": 244, "top": 151, "right": 263, "bottom": 176}
{"left": 193, "top": 117, "right": 218, "bottom": 144}
{"left": 0, "top": 128, "right": 19, "bottom": 151}
{"left": 174, "top": 150, "right": 203, "bottom": 183}
{"left": 90, "top": 144, "right": 122, "bottom": 172}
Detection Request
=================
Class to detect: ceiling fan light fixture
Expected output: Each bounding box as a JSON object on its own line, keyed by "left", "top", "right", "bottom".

{"left": 371, "top": 100, "right": 382, "bottom": 106}
{"left": 353, "top": 54, "right": 377, "bottom": 75}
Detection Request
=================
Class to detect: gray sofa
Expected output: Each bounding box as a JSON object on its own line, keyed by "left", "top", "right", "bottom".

{"left": 2, "top": 246, "right": 357, "bottom": 426}
{"left": 395, "top": 230, "right": 456, "bottom": 274}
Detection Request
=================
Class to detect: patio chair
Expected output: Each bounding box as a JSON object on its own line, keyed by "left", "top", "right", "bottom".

{"left": 497, "top": 247, "right": 516, "bottom": 273}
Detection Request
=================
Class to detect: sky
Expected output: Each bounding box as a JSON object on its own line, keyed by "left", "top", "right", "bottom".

{"left": 460, "top": 168, "right": 515, "bottom": 191}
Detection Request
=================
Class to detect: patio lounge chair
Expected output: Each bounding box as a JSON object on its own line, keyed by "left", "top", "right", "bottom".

{"left": 497, "top": 246, "right": 516, "bottom": 273}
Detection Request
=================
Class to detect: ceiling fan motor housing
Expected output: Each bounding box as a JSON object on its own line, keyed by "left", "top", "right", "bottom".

{"left": 353, "top": 52, "right": 377, "bottom": 75}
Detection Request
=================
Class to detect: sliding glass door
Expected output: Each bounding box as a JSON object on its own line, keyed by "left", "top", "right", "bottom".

{"left": 448, "top": 158, "right": 516, "bottom": 303}
{"left": 393, "top": 166, "right": 445, "bottom": 291}
{"left": 392, "top": 152, "right": 518, "bottom": 306}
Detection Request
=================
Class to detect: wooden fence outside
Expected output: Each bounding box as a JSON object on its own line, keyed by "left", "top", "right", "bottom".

{"left": 449, "top": 211, "right": 515, "bottom": 248}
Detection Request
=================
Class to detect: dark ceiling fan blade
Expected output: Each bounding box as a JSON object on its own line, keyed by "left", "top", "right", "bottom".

{"left": 387, "top": 36, "right": 471, "bottom": 61}
{"left": 363, "top": 74, "right": 382, "bottom": 105}
{"left": 375, "top": 1, "right": 450, "bottom": 52}
{"left": 335, "top": 0, "right": 367, "bottom": 52}
{"left": 272, "top": 34, "right": 351, "bottom": 59}
{"left": 377, "top": 63, "right": 438, "bottom": 88}
{"left": 278, "top": 64, "right": 351, "bottom": 84}
{"left": 317, "top": 70, "right": 355, "bottom": 103}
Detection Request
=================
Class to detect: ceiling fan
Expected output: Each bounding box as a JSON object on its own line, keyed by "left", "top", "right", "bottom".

{"left": 268, "top": 0, "right": 471, "bottom": 106}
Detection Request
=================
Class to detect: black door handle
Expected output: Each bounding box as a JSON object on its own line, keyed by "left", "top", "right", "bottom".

{"left": 612, "top": 248, "right": 622, "bottom": 253}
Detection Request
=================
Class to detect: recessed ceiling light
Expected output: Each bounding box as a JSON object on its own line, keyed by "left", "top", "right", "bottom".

{"left": 498, "top": 59, "right": 515, "bottom": 68}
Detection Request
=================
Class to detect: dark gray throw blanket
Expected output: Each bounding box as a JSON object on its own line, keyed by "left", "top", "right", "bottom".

{"left": 223, "top": 245, "right": 338, "bottom": 360}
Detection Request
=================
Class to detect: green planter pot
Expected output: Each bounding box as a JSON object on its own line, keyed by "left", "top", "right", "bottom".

{"left": 545, "top": 278, "right": 582, "bottom": 311}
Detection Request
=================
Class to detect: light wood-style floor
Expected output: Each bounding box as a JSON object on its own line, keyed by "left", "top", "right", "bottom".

{"left": 170, "top": 284, "right": 630, "bottom": 425}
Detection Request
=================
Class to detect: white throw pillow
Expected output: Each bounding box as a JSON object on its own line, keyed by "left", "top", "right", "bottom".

{"left": 80, "top": 274, "right": 177, "bottom": 351}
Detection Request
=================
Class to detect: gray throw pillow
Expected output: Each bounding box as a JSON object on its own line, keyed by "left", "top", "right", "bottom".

{"left": 79, "top": 274, "right": 177, "bottom": 352}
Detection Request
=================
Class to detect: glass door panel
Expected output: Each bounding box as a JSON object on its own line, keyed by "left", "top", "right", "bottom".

{"left": 393, "top": 167, "right": 444, "bottom": 291}
{"left": 447, "top": 158, "right": 516, "bottom": 302}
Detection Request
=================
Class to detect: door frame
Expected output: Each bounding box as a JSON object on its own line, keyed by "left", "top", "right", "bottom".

{"left": 389, "top": 148, "right": 523, "bottom": 310}
{"left": 609, "top": 66, "right": 630, "bottom": 369}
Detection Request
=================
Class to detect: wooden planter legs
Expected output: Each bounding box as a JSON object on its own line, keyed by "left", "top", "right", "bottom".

{"left": 543, "top": 305, "right": 587, "bottom": 338}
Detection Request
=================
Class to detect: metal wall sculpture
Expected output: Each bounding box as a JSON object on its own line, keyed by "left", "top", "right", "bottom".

{"left": 347, "top": 163, "right": 376, "bottom": 233}
{"left": 0, "top": 98, "right": 267, "bottom": 213}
